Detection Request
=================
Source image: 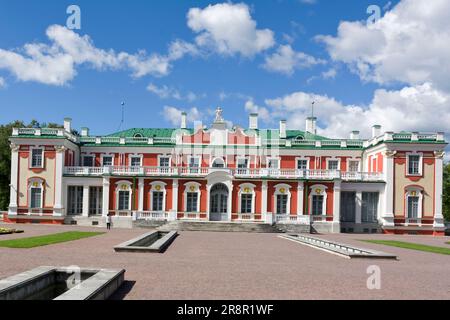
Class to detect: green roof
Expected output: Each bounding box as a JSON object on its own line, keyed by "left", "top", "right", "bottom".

{"left": 107, "top": 128, "right": 192, "bottom": 138}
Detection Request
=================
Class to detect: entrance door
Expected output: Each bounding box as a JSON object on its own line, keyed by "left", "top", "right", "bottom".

{"left": 340, "top": 192, "right": 356, "bottom": 222}
{"left": 210, "top": 183, "right": 229, "bottom": 221}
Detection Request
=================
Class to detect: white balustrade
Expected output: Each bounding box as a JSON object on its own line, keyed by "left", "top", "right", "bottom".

{"left": 135, "top": 211, "right": 168, "bottom": 221}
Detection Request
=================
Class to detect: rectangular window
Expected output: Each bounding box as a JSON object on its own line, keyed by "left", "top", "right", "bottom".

{"left": 241, "top": 194, "right": 253, "bottom": 214}
{"left": 340, "top": 192, "right": 356, "bottom": 222}
{"left": 362, "top": 192, "right": 379, "bottom": 223}
{"left": 159, "top": 157, "right": 170, "bottom": 167}
{"left": 83, "top": 156, "right": 94, "bottom": 167}
{"left": 188, "top": 156, "right": 200, "bottom": 174}
{"left": 88, "top": 187, "right": 103, "bottom": 215}
{"left": 408, "top": 155, "right": 421, "bottom": 175}
{"left": 407, "top": 196, "right": 419, "bottom": 219}
{"left": 118, "top": 191, "right": 130, "bottom": 211}
{"left": 328, "top": 160, "right": 339, "bottom": 171}
{"left": 152, "top": 191, "right": 164, "bottom": 212}
{"left": 102, "top": 156, "right": 113, "bottom": 167}
{"left": 276, "top": 195, "right": 288, "bottom": 215}
{"left": 30, "top": 188, "right": 42, "bottom": 209}
{"left": 130, "top": 156, "right": 141, "bottom": 167}
{"left": 311, "top": 195, "right": 324, "bottom": 216}
{"left": 67, "top": 186, "right": 83, "bottom": 215}
{"left": 186, "top": 192, "right": 198, "bottom": 212}
{"left": 297, "top": 159, "right": 308, "bottom": 170}
{"left": 237, "top": 158, "right": 249, "bottom": 174}
{"left": 267, "top": 158, "right": 279, "bottom": 169}
{"left": 348, "top": 161, "right": 360, "bottom": 172}
{"left": 31, "top": 148, "right": 43, "bottom": 168}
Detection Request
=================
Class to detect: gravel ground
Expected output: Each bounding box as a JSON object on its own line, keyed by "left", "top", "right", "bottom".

{"left": 0, "top": 223, "right": 449, "bottom": 300}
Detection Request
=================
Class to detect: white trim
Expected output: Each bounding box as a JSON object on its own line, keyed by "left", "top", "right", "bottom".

{"left": 238, "top": 183, "right": 256, "bottom": 214}
{"left": 115, "top": 180, "right": 133, "bottom": 211}
{"left": 327, "top": 158, "right": 340, "bottom": 171}
{"left": 210, "top": 157, "right": 226, "bottom": 168}
{"left": 184, "top": 182, "right": 201, "bottom": 213}
{"left": 236, "top": 156, "right": 250, "bottom": 168}
{"left": 273, "top": 183, "right": 292, "bottom": 215}
{"left": 81, "top": 154, "right": 95, "bottom": 167}
{"left": 346, "top": 159, "right": 361, "bottom": 172}
{"left": 149, "top": 181, "right": 167, "bottom": 212}
{"left": 30, "top": 147, "right": 44, "bottom": 169}
{"left": 406, "top": 152, "right": 423, "bottom": 176}
{"left": 266, "top": 157, "right": 280, "bottom": 169}
{"left": 128, "top": 154, "right": 143, "bottom": 167}
{"left": 295, "top": 157, "right": 310, "bottom": 170}
{"left": 28, "top": 178, "right": 44, "bottom": 211}
{"left": 101, "top": 154, "right": 115, "bottom": 167}
{"left": 158, "top": 154, "right": 172, "bottom": 167}
{"left": 309, "top": 184, "right": 328, "bottom": 216}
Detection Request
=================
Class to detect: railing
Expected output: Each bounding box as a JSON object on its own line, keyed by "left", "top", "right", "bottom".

{"left": 404, "top": 218, "right": 427, "bottom": 226}
{"left": 181, "top": 212, "right": 203, "bottom": 220}
{"left": 114, "top": 210, "right": 133, "bottom": 217}
{"left": 134, "top": 211, "right": 168, "bottom": 221}
{"left": 276, "top": 215, "right": 310, "bottom": 225}
{"left": 236, "top": 213, "right": 255, "bottom": 221}
{"left": 310, "top": 215, "right": 329, "bottom": 222}
{"left": 64, "top": 166, "right": 385, "bottom": 181}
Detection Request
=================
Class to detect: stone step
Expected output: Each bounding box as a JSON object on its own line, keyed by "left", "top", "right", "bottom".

{"left": 158, "top": 221, "right": 283, "bottom": 233}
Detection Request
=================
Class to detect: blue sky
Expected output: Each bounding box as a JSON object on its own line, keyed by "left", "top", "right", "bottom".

{"left": 2, "top": 0, "right": 449, "bottom": 143}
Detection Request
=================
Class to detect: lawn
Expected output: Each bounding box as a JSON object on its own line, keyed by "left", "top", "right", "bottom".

{"left": 0, "top": 231, "right": 104, "bottom": 248}
{"left": 361, "top": 240, "right": 450, "bottom": 255}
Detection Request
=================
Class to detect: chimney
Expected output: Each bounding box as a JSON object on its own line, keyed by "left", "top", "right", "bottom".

{"left": 249, "top": 113, "right": 258, "bottom": 130}
{"left": 181, "top": 112, "right": 187, "bottom": 129}
{"left": 279, "top": 120, "right": 287, "bottom": 139}
{"left": 350, "top": 130, "right": 360, "bottom": 140}
{"left": 372, "top": 125, "right": 382, "bottom": 138}
{"left": 81, "top": 127, "right": 89, "bottom": 137}
{"left": 64, "top": 117, "right": 72, "bottom": 133}
{"left": 305, "top": 117, "right": 317, "bottom": 134}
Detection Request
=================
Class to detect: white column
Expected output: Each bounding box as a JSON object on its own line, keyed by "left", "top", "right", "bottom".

{"left": 53, "top": 146, "right": 66, "bottom": 216}
{"left": 8, "top": 144, "right": 19, "bottom": 216}
{"left": 138, "top": 178, "right": 144, "bottom": 212}
{"left": 102, "top": 177, "right": 110, "bottom": 217}
{"left": 206, "top": 184, "right": 211, "bottom": 221}
{"left": 333, "top": 180, "right": 341, "bottom": 223}
{"left": 82, "top": 185, "right": 90, "bottom": 217}
{"left": 383, "top": 151, "right": 395, "bottom": 227}
{"left": 227, "top": 183, "right": 233, "bottom": 222}
{"left": 355, "top": 191, "right": 362, "bottom": 224}
{"left": 261, "top": 181, "right": 268, "bottom": 215}
{"left": 434, "top": 151, "right": 445, "bottom": 228}
{"left": 172, "top": 179, "right": 179, "bottom": 213}
{"left": 297, "top": 181, "right": 304, "bottom": 216}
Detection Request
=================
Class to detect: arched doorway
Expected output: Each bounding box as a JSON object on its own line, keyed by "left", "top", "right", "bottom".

{"left": 209, "top": 183, "right": 229, "bottom": 221}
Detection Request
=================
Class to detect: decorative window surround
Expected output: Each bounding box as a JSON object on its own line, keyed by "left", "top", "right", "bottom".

{"left": 347, "top": 159, "right": 361, "bottom": 172}
{"left": 30, "top": 147, "right": 44, "bottom": 169}
{"left": 115, "top": 180, "right": 133, "bottom": 211}
{"left": 295, "top": 157, "right": 310, "bottom": 170}
{"left": 309, "top": 184, "right": 328, "bottom": 216}
{"left": 129, "top": 154, "right": 143, "bottom": 167}
{"left": 82, "top": 154, "right": 95, "bottom": 167}
{"left": 405, "top": 186, "right": 423, "bottom": 219}
{"left": 238, "top": 183, "right": 256, "bottom": 214}
{"left": 150, "top": 181, "right": 167, "bottom": 212}
{"left": 184, "top": 182, "right": 201, "bottom": 213}
{"left": 327, "top": 158, "right": 340, "bottom": 171}
{"left": 274, "top": 184, "right": 292, "bottom": 215}
{"left": 406, "top": 152, "right": 423, "bottom": 176}
{"left": 28, "top": 178, "right": 44, "bottom": 212}
{"left": 101, "top": 154, "right": 114, "bottom": 167}
{"left": 158, "top": 155, "right": 172, "bottom": 168}
{"left": 210, "top": 157, "right": 226, "bottom": 168}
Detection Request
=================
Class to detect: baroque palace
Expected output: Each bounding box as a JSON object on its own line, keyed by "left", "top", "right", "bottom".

{"left": 5, "top": 108, "right": 448, "bottom": 235}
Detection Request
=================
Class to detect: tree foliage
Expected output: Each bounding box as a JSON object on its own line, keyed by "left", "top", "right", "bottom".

{"left": 443, "top": 162, "right": 450, "bottom": 222}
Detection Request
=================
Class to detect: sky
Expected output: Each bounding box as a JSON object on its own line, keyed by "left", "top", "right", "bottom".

{"left": 0, "top": 0, "right": 449, "bottom": 153}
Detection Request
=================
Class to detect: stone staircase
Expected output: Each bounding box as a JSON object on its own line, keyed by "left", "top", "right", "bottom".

{"left": 157, "top": 221, "right": 283, "bottom": 233}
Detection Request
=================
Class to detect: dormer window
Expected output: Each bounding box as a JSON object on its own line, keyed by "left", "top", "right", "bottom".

{"left": 134, "top": 133, "right": 143, "bottom": 138}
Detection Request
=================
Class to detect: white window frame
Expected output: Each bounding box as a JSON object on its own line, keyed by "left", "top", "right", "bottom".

{"left": 184, "top": 182, "right": 201, "bottom": 213}
{"left": 101, "top": 154, "right": 114, "bottom": 167}
{"left": 405, "top": 187, "right": 423, "bottom": 219}
{"left": 30, "top": 147, "right": 44, "bottom": 169}
{"left": 82, "top": 154, "right": 95, "bottom": 167}
{"left": 347, "top": 159, "right": 360, "bottom": 172}
{"left": 273, "top": 184, "right": 292, "bottom": 215}
{"left": 28, "top": 178, "right": 44, "bottom": 210}
{"left": 115, "top": 181, "right": 133, "bottom": 211}
{"left": 129, "top": 154, "right": 143, "bottom": 167}
{"left": 309, "top": 184, "right": 328, "bottom": 216}
{"left": 406, "top": 152, "right": 423, "bottom": 176}
{"left": 236, "top": 156, "right": 250, "bottom": 168}
{"left": 210, "top": 157, "right": 226, "bottom": 168}
{"left": 149, "top": 181, "right": 167, "bottom": 213}
{"left": 266, "top": 157, "right": 280, "bottom": 169}
{"left": 295, "top": 157, "right": 310, "bottom": 171}
{"left": 327, "top": 159, "right": 340, "bottom": 171}
{"left": 238, "top": 183, "right": 256, "bottom": 214}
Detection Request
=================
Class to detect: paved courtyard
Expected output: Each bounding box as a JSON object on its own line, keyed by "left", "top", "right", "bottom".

{"left": 0, "top": 223, "right": 449, "bottom": 300}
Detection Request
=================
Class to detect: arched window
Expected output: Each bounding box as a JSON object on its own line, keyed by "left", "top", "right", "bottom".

{"left": 150, "top": 182, "right": 166, "bottom": 212}
{"left": 115, "top": 181, "right": 132, "bottom": 212}
{"left": 309, "top": 185, "right": 328, "bottom": 216}
{"left": 211, "top": 157, "right": 225, "bottom": 168}
{"left": 274, "top": 184, "right": 292, "bottom": 215}
{"left": 238, "top": 183, "right": 256, "bottom": 214}
{"left": 134, "top": 133, "right": 143, "bottom": 138}
{"left": 28, "top": 178, "right": 44, "bottom": 211}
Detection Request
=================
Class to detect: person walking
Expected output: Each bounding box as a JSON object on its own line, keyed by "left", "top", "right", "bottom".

{"left": 106, "top": 213, "right": 112, "bottom": 230}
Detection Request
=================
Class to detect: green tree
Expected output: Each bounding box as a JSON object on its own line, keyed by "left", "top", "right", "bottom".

{"left": 443, "top": 163, "right": 450, "bottom": 222}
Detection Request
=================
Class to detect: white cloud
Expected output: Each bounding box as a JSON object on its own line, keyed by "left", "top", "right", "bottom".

{"left": 147, "top": 83, "right": 198, "bottom": 102}
{"left": 317, "top": 0, "right": 450, "bottom": 91}
{"left": 162, "top": 106, "right": 203, "bottom": 126}
{"left": 244, "top": 99, "right": 272, "bottom": 123}
{"left": 187, "top": 2, "right": 275, "bottom": 57}
{"left": 0, "top": 25, "right": 191, "bottom": 85}
{"left": 321, "top": 68, "right": 337, "bottom": 79}
{"left": 264, "top": 83, "right": 450, "bottom": 139}
{"left": 0, "top": 77, "right": 5, "bottom": 88}
{"left": 263, "top": 45, "right": 325, "bottom": 75}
